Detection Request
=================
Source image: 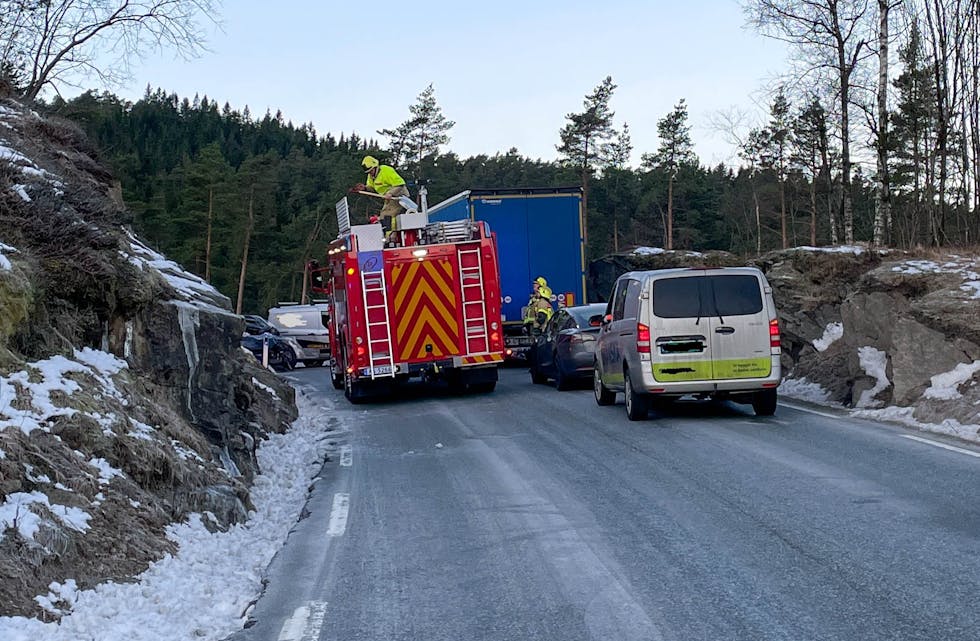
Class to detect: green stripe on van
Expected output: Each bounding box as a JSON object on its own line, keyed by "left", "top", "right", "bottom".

{"left": 653, "top": 358, "right": 771, "bottom": 382}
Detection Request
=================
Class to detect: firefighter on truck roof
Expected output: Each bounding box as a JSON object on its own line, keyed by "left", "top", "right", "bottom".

{"left": 523, "top": 276, "right": 554, "bottom": 335}
{"left": 350, "top": 156, "right": 411, "bottom": 229}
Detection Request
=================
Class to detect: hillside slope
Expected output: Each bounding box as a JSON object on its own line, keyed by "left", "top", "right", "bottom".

{"left": 0, "top": 99, "right": 296, "bottom": 617}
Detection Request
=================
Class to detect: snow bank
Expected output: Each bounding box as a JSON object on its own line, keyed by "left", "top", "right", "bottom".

{"left": 123, "top": 230, "right": 226, "bottom": 309}
{"left": 795, "top": 244, "right": 868, "bottom": 255}
{"left": 0, "top": 389, "right": 340, "bottom": 641}
{"left": 812, "top": 322, "right": 843, "bottom": 352}
{"left": 631, "top": 246, "right": 704, "bottom": 257}
{"left": 779, "top": 377, "right": 833, "bottom": 403}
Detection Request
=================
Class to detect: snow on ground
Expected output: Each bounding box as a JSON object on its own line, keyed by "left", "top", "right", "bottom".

{"left": 123, "top": 229, "right": 228, "bottom": 310}
{"left": 856, "top": 346, "right": 890, "bottom": 408}
{"left": 812, "top": 321, "right": 843, "bottom": 352}
{"left": 0, "top": 241, "right": 16, "bottom": 271}
{"left": 631, "top": 246, "right": 704, "bottom": 257}
{"left": 0, "top": 348, "right": 128, "bottom": 435}
{"left": 794, "top": 244, "right": 870, "bottom": 255}
{"left": 0, "top": 388, "right": 340, "bottom": 641}
{"left": 778, "top": 377, "right": 832, "bottom": 403}
{"left": 891, "top": 256, "right": 980, "bottom": 298}
{"left": 0, "top": 492, "right": 92, "bottom": 542}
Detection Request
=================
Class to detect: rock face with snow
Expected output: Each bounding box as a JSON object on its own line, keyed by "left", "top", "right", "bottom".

{"left": 0, "top": 98, "right": 297, "bottom": 616}
{"left": 588, "top": 245, "right": 980, "bottom": 441}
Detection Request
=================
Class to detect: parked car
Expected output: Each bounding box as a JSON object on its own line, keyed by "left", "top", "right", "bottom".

{"left": 267, "top": 303, "right": 331, "bottom": 367}
{"left": 241, "top": 332, "right": 297, "bottom": 372}
{"left": 529, "top": 303, "right": 607, "bottom": 390}
{"left": 594, "top": 267, "right": 782, "bottom": 420}
{"left": 244, "top": 314, "right": 280, "bottom": 336}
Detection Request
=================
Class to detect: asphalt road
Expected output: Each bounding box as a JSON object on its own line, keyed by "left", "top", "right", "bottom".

{"left": 231, "top": 366, "right": 980, "bottom": 641}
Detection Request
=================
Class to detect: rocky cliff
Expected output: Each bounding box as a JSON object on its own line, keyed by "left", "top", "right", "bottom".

{"left": 0, "top": 99, "right": 297, "bottom": 617}
{"left": 589, "top": 246, "right": 980, "bottom": 442}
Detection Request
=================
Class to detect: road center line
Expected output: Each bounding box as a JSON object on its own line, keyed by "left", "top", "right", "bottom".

{"left": 277, "top": 601, "right": 328, "bottom": 641}
{"left": 327, "top": 493, "right": 350, "bottom": 536}
{"left": 339, "top": 444, "right": 352, "bottom": 467}
{"left": 900, "top": 434, "right": 980, "bottom": 459}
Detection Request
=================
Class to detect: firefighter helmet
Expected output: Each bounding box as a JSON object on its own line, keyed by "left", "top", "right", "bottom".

{"left": 362, "top": 155, "right": 380, "bottom": 171}
{"left": 533, "top": 276, "right": 547, "bottom": 287}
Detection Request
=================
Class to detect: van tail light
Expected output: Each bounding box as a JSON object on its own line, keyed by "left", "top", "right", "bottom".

{"left": 769, "top": 318, "right": 781, "bottom": 349}
{"left": 637, "top": 323, "right": 651, "bottom": 353}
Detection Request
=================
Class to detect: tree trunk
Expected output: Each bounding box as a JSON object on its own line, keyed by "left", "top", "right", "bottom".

{"left": 874, "top": 0, "right": 891, "bottom": 247}
{"left": 779, "top": 176, "right": 788, "bottom": 249}
{"left": 581, "top": 166, "right": 590, "bottom": 257}
{"left": 810, "top": 169, "right": 818, "bottom": 246}
{"left": 752, "top": 178, "right": 762, "bottom": 254}
{"left": 666, "top": 172, "right": 675, "bottom": 250}
{"left": 236, "top": 187, "right": 255, "bottom": 315}
{"left": 205, "top": 186, "right": 214, "bottom": 282}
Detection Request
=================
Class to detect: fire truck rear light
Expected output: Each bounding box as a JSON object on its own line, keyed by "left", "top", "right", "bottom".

{"left": 346, "top": 367, "right": 354, "bottom": 374}
{"left": 491, "top": 322, "right": 499, "bottom": 330}
{"left": 412, "top": 249, "right": 428, "bottom": 258}
{"left": 346, "top": 267, "right": 355, "bottom": 276}
{"left": 505, "top": 348, "right": 513, "bottom": 356}
{"left": 490, "top": 332, "right": 500, "bottom": 342}
{"left": 356, "top": 346, "right": 365, "bottom": 357}
{"left": 355, "top": 337, "right": 363, "bottom": 345}
{"left": 637, "top": 323, "right": 651, "bottom": 353}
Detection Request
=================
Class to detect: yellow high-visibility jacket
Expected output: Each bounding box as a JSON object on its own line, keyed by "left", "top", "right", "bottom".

{"left": 367, "top": 165, "right": 406, "bottom": 195}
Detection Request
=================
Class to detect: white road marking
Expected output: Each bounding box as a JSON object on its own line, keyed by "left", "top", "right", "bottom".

{"left": 277, "top": 601, "right": 328, "bottom": 641}
{"left": 900, "top": 434, "right": 980, "bottom": 459}
{"left": 780, "top": 400, "right": 842, "bottom": 420}
{"left": 339, "top": 444, "right": 352, "bottom": 467}
{"left": 327, "top": 493, "right": 350, "bottom": 536}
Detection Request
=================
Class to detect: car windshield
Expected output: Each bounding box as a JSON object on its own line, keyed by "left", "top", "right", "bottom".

{"left": 653, "top": 275, "right": 763, "bottom": 318}
{"left": 269, "top": 308, "right": 327, "bottom": 331}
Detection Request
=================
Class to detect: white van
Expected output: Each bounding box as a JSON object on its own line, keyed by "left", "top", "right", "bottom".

{"left": 267, "top": 303, "right": 331, "bottom": 367}
{"left": 593, "top": 267, "right": 781, "bottom": 420}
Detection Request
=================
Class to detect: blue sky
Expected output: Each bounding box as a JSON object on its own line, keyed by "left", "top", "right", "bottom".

{"left": 116, "top": 0, "right": 789, "bottom": 167}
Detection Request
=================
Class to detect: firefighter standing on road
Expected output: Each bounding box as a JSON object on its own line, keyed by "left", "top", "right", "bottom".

{"left": 351, "top": 156, "right": 410, "bottom": 228}
{"left": 523, "top": 276, "right": 554, "bottom": 335}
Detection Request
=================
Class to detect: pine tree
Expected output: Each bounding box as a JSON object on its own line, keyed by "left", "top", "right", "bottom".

{"left": 557, "top": 76, "right": 618, "bottom": 255}
{"left": 378, "top": 83, "right": 455, "bottom": 177}
{"left": 793, "top": 98, "right": 832, "bottom": 246}
{"left": 643, "top": 99, "right": 697, "bottom": 250}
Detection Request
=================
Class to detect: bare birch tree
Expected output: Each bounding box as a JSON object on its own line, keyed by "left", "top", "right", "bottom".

{"left": 744, "top": 0, "right": 874, "bottom": 245}
{"left": 0, "top": 0, "right": 218, "bottom": 101}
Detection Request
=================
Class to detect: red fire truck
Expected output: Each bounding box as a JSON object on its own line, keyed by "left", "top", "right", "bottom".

{"left": 309, "top": 196, "right": 505, "bottom": 403}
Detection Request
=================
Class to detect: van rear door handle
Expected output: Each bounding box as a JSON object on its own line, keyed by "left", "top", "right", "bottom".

{"left": 715, "top": 326, "right": 735, "bottom": 334}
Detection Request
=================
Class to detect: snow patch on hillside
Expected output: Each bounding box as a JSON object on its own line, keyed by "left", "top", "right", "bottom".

{"left": 857, "top": 346, "right": 890, "bottom": 408}
{"left": 812, "top": 322, "right": 843, "bottom": 352}
{"left": 0, "top": 241, "right": 16, "bottom": 271}
{"left": 0, "top": 389, "right": 340, "bottom": 641}
{"left": 924, "top": 361, "right": 980, "bottom": 401}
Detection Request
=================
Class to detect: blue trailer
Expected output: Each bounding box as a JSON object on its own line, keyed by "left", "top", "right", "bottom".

{"left": 428, "top": 187, "right": 586, "bottom": 359}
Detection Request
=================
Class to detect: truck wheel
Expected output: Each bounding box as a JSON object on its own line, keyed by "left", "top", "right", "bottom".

{"left": 344, "top": 371, "right": 366, "bottom": 404}
{"left": 470, "top": 381, "right": 496, "bottom": 393}
{"left": 594, "top": 367, "right": 615, "bottom": 406}
{"left": 624, "top": 369, "right": 649, "bottom": 421}
{"left": 752, "top": 389, "right": 778, "bottom": 416}
{"left": 331, "top": 369, "right": 344, "bottom": 390}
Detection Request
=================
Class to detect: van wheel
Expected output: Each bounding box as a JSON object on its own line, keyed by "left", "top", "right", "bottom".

{"left": 752, "top": 389, "right": 778, "bottom": 416}
{"left": 624, "top": 369, "right": 649, "bottom": 421}
{"left": 594, "top": 367, "right": 615, "bottom": 406}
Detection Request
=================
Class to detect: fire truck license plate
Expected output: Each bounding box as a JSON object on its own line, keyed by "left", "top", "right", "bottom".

{"left": 362, "top": 365, "right": 393, "bottom": 375}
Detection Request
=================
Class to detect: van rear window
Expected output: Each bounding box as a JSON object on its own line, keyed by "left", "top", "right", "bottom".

{"left": 653, "top": 275, "right": 763, "bottom": 318}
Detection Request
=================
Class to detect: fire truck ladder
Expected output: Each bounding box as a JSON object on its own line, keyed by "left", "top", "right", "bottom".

{"left": 360, "top": 269, "right": 395, "bottom": 379}
{"left": 458, "top": 246, "right": 490, "bottom": 354}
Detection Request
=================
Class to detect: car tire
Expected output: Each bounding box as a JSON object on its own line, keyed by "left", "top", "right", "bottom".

{"left": 594, "top": 367, "right": 615, "bottom": 406}
{"left": 530, "top": 364, "right": 548, "bottom": 385}
{"left": 752, "top": 389, "right": 778, "bottom": 416}
{"left": 624, "top": 368, "right": 649, "bottom": 421}
{"left": 555, "top": 362, "right": 573, "bottom": 391}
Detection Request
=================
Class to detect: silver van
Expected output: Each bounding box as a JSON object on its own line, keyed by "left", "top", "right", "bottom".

{"left": 593, "top": 267, "right": 781, "bottom": 420}
{"left": 267, "top": 303, "right": 331, "bottom": 367}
